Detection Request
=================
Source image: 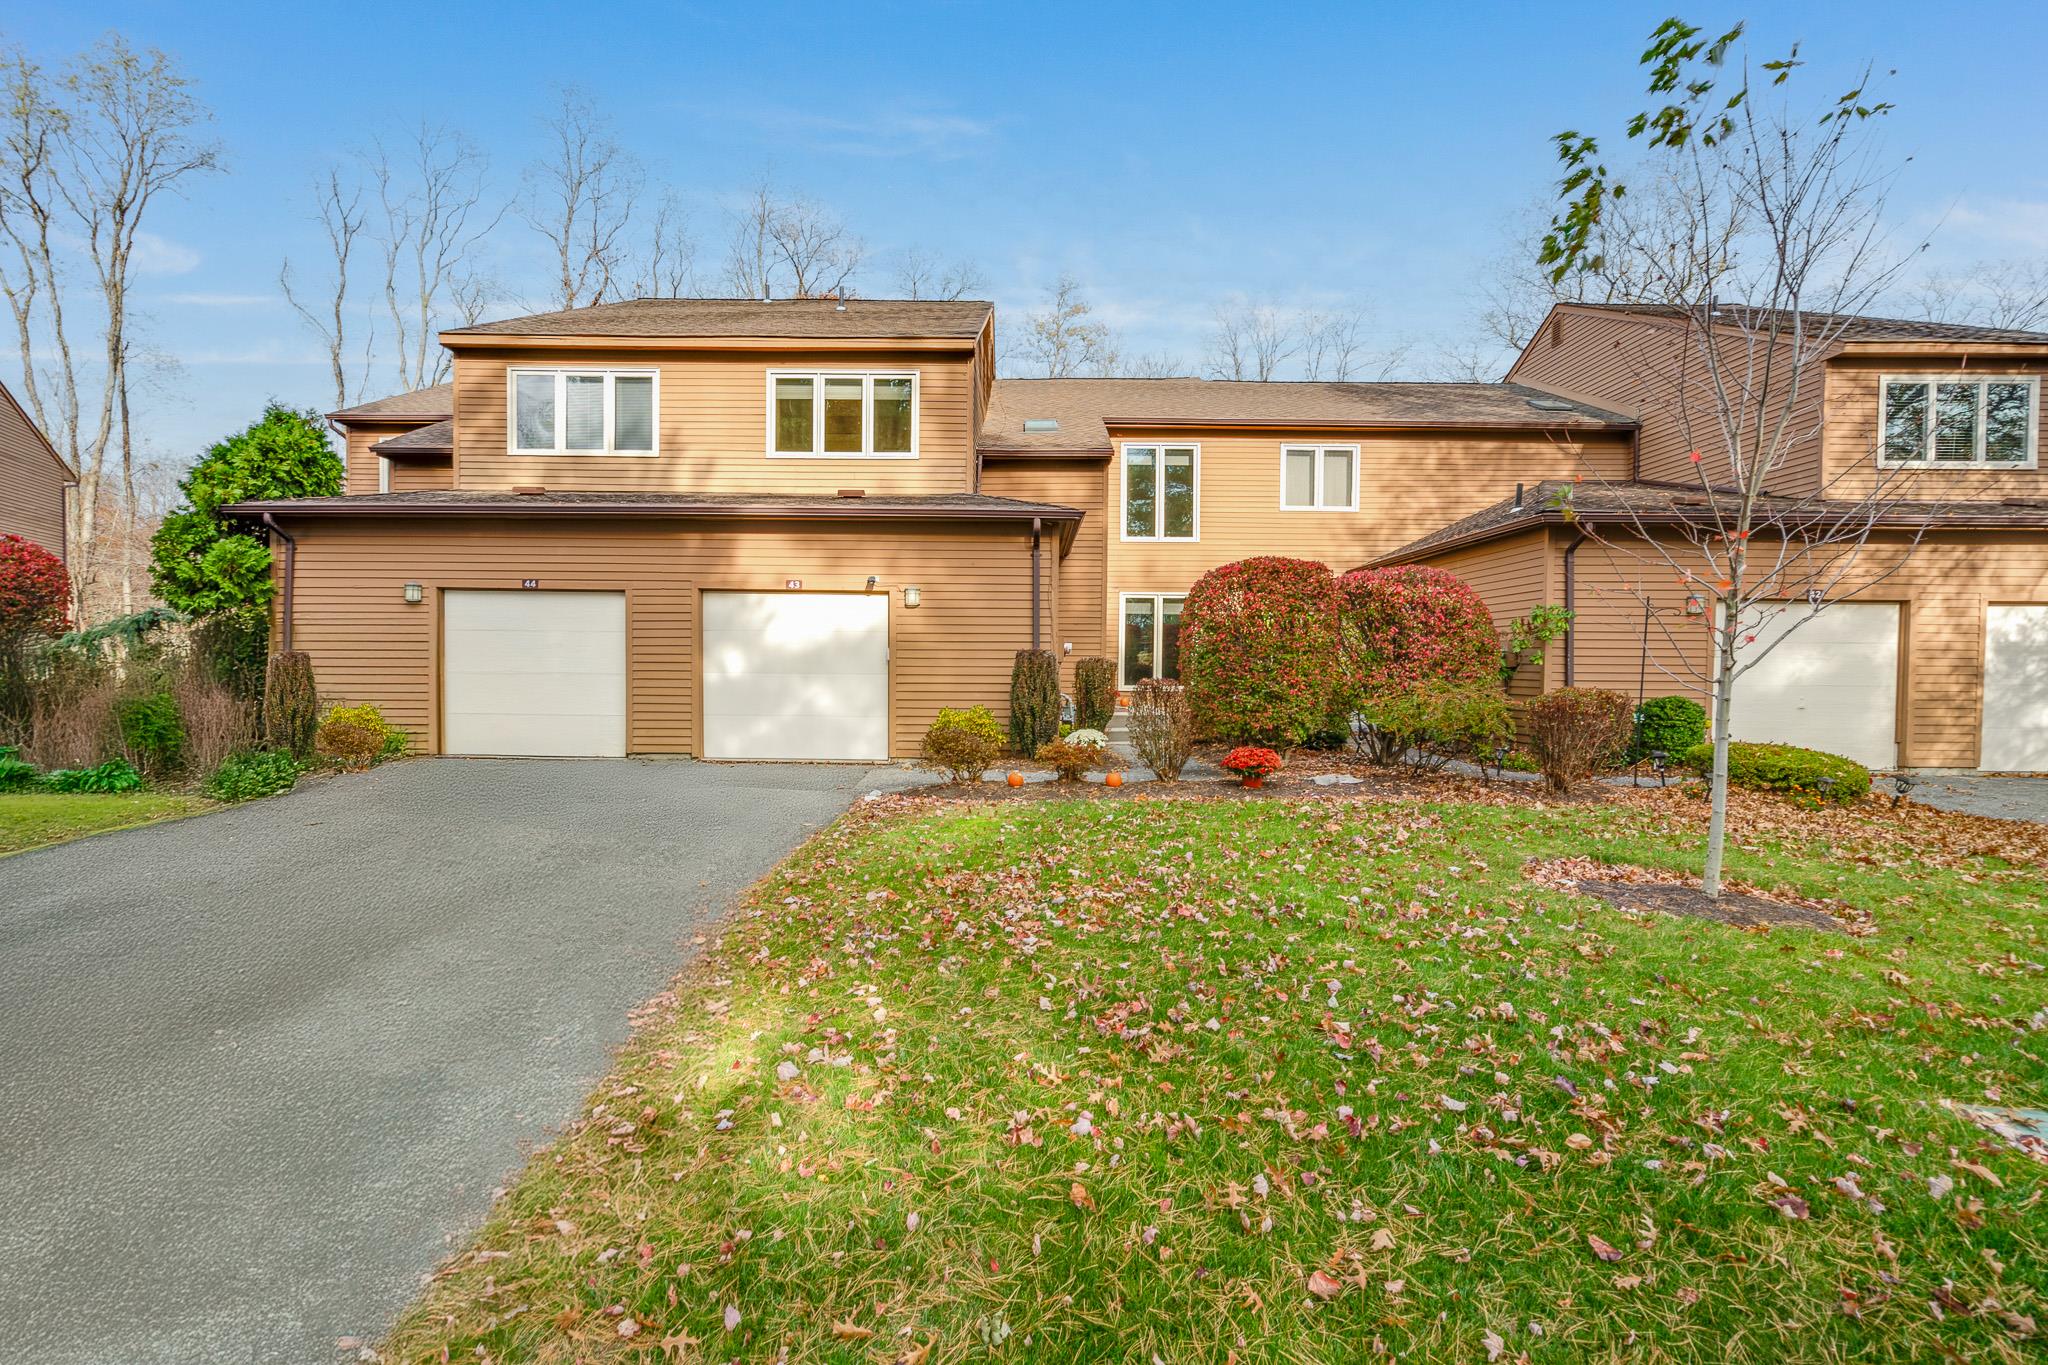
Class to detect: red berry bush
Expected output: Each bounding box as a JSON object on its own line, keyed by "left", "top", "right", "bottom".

{"left": 0, "top": 534, "right": 70, "bottom": 640}
{"left": 1179, "top": 557, "right": 1347, "bottom": 744}
{"left": 1338, "top": 565, "right": 1498, "bottom": 696}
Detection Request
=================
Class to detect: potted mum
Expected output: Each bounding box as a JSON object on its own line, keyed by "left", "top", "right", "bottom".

{"left": 1221, "top": 746, "right": 1282, "bottom": 789}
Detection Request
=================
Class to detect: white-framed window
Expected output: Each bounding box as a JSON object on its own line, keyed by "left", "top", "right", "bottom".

{"left": 1879, "top": 374, "right": 2038, "bottom": 468}
{"left": 1119, "top": 592, "right": 1186, "bottom": 688}
{"left": 509, "top": 368, "right": 659, "bottom": 455}
{"left": 1121, "top": 444, "right": 1199, "bottom": 540}
{"left": 1279, "top": 444, "right": 1359, "bottom": 511}
{"left": 767, "top": 370, "right": 919, "bottom": 458}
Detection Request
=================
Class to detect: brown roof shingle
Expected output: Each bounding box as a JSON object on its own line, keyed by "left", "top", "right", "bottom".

{"left": 329, "top": 383, "right": 453, "bottom": 422}
{"left": 446, "top": 297, "right": 993, "bottom": 341}
{"left": 980, "top": 378, "right": 1634, "bottom": 452}
{"left": 370, "top": 418, "right": 453, "bottom": 456}
{"left": 1570, "top": 302, "right": 2048, "bottom": 346}
{"left": 225, "top": 488, "right": 1079, "bottom": 520}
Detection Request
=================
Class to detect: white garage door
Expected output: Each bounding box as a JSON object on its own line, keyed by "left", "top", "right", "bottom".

{"left": 1983, "top": 605, "right": 2048, "bottom": 772}
{"left": 1728, "top": 601, "right": 1899, "bottom": 769}
{"left": 442, "top": 590, "right": 626, "bottom": 757}
{"left": 702, "top": 592, "right": 887, "bottom": 761}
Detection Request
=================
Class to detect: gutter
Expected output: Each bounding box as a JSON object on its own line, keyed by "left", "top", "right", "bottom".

{"left": 262, "top": 512, "right": 298, "bottom": 653}
{"left": 1029, "top": 517, "right": 1043, "bottom": 651}
{"left": 1560, "top": 529, "right": 1586, "bottom": 687}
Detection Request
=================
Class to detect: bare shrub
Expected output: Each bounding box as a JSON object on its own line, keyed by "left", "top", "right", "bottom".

{"left": 1127, "top": 679, "right": 1194, "bottom": 781}
{"left": 22, "top": 665, "right": 123, "bottom": 769}
{"left": 1522, "top": 688, "right": 1634, "bottom": 793}
{"left": 170, "top": 661, "right": 257, "bottom": 776}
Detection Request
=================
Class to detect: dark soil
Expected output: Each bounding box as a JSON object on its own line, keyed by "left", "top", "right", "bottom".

{"left": 1574, "top": 878, "right": 1844, "bottom": 932}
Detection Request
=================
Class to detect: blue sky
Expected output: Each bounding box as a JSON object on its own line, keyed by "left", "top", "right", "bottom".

{"left": 10, "top": 1, "right": 2048, "bottom": 469}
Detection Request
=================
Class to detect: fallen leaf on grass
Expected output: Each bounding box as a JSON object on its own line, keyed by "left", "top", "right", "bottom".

{"left": 1306, "top": 1269, "right": 1345, "bottom": 1301}
{"left": 1770, "top": 1194, "right": 1811, "bottom": 1220}
{"left": 830, "top": 1321, "right": 875, "bottom": 1341}
{"left": 1070, "top": 1181, "right": 1096, "bottom": 1211}
{"left": 723, "top": 1303, "right": 741, "bottom": 1332}
{"left": 1482, "top": 1328, "right": 1506, "bottom": 1361}
{"left": 1588, "top": 1234, "right": 1624, "bottom": 1262}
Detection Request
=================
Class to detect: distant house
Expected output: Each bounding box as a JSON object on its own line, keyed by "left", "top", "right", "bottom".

{"left": 0, "top": 378, "right": 73, "bottom": 560}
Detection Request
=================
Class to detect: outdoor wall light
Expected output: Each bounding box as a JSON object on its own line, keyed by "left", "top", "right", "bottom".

{"left": 903, "top": 585, "right": 921, "bottom": 608}
{"left": 866, "top": 575, "right": 878, "bottom": 591}
{"left": 402, "top": 582, "right": 424, "bottom": 605}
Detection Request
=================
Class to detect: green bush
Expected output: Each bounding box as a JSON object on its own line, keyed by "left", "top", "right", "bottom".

{"left": 262, "top": 651, "right": 319, "bottom": 760}
{"left": 203, "top": 749, "right": 303, "bottom": 802}
{"left": 117, "top": 690, "right": 185, "bottom": 775}
{"left": 1631, "top": 695, "right": 1707, "bottom": 763}
{"left": 1356, "top": 681, "right": 1515, "bottom": 770}
{"left": 315, "top": 702, "right": 407, "bottom": 769}
{"left": 1009, "top": 650, "right": 1062, "bottom": 756}
{"left": 41, "top": 758, "right": 143, "bottom": 793}
{"left": 1073, "top": 657, "right": 1116, "bottom": 731}
{"left": 0, "top": 745, "right": 38, "bottom": 791}
{"left": 1682, "top": 740, "right": 1870, "bottom": 806}
{"left": 920, "top": 708, "right": 1005, "bottom": 784}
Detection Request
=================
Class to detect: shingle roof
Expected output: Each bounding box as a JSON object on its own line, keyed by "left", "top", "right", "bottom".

{"left": 1569, "top": 302, "right": 2048, "bottom": 346}
{"left": 446, "top": 297, "right": 993, "bottom": 340}
{"left": 329, "top": 383, "right": 453, "bottom": 421}
{"left": 370, "top": 419, "right": 453, "bottom": 456}
{"left": 979, "top": 378, "right": 1634, "bottom": 452}
{"left": 1374, "top": 478, "right": 2048, "bottom": 564}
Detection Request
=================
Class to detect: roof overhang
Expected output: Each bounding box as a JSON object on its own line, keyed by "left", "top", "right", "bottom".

{"left": 1097, "top": 416, "right": 1638, "bottom": 435}
{"left": 437, "top": 332, "right": 980, "bottom": 352}
{"left": 1833, "top": 342, "right": 2048, "bottom": 359}
{"left": 978, "top": 445, "right": 1114, "bottom": 460}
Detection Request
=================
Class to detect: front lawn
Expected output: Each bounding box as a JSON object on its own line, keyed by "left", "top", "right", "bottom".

{"left": 388, "top": 787, "right": 2046, "bottom": 1363}
{"left": 0, "top": 791, "right": 212, "bottom": 857}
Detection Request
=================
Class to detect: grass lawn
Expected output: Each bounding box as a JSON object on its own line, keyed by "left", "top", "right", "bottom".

{"left": 388, "top": 785, "right": 2046, "bottom": 1364}
{"left": 0, "top": 790, "right": 212, "bottom": 856}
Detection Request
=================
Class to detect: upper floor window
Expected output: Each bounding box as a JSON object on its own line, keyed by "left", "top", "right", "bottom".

{"left": 1280, "top": 444, "right": 1358, "bottom": 511}
{"left": 1881, "top": 375, "right": 2037, "bottom": 468}
{"left": 1123, "top": 444, "right": 1198, "bottom": 540}
{"left": 769, "top": 370, "right": 918, "bottom": 458}
{"left": 511, "top": 369, "right": 657, "bottom": 455}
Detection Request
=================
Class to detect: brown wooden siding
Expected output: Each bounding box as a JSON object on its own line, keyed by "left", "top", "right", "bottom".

{"left": 1418, "top": 531, "right": 1555, "bottom": 700}
{"left": 275, "top": 514, "right": 1039, "bottom": 757}
{"left": 448, "top": 346, "right": 977, "bottom": 496}
{"left": 387, "top": 457, "right": 454, "bottom": 492}
{"left": 1439, "top": 526, "right": 2048, "bottom": 768}
{"left": 1510, "top": 305, "right": 1824, "bottom": 494}
{"left": 0, "top": 386, "right": 67, "bottom": 557}
{"left": 1822, "top": 355, "right": 2048, "bottom": 501}
{"left": 341, "top": 419, "right": 446, "bottom": 496}
{"left": 980, "top": 458, "right": 1109, "bottom": 686}
{"left": 1098, "top": 424, "right": 1632, "bottom": 656}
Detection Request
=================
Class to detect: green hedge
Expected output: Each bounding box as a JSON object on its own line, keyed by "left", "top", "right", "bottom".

{"left": 1631, "top": 695, "right": 1707, "bottom": 763}
{"left": 1682, "top": 740, "right": 1870, "bottom": 805}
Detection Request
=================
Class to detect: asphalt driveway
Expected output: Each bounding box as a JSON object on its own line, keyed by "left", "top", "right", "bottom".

{"left": 0, "top": 758, "right": 912, "bottom": 1365}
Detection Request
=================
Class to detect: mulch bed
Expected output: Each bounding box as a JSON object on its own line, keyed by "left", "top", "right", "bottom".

{"left": 1572, "top": 878, "right": 1844, "bottom": 931}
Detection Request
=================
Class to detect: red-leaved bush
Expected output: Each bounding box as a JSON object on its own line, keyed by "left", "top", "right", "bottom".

{"left": 1179, "top": 557, "right": 1346, "bottom": 743}
{"left": 0, "top": 534, "right": 70, "bottom": 639}
{"left": 1338, "top": 565, "right": 1497, "bottom": 696}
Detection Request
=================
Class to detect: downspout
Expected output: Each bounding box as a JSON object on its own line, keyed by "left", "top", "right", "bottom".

{"left": 1561, "top": 530, "right": 1586, "bottom": 687}
{"left": 1030, "top": 517, "right": 1043, "bottom": 651}
{"left": 263, "top": 512, "right": 297, "bottom": 653}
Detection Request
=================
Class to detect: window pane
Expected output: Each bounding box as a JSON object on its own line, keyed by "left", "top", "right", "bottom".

{"left": 1322, "top": 449, "right": 1354, "bottom": 508}
{"left": 1934, "top": 382, "right": 1977, "bottom": 462}
{"left": 1986, "top": 382, "right": 2030, "bottom": 463}
{"left": 1160, "top": 596, "right": 1184, "bottom": 681}
{"left": 613, "top": 375, "right": 653, "bottom": 451}
{"left": 563, "top": 374, "right": 606, "bottom": 450}
{"left": 1122, "top": 597, "right": 1156, "bottom": 687}
{"left": 775, "top": 376, "right": 814, "bottom": 453}
{"left": 514, "top": 373, "right": 555, "bottom": 450}
{"left": 823, "top": 376, "right": 864, "bottom": 452}
{"left": 872, "top": 376, "right": 913, "bottom": 453}
{"left": 1282, "top": 449, "right": 1315, "bottom": 507}
{"left": 1162, "top": 448, "right": 1196, "bottom": 538}
{"left": 1125, "top": 448, "right": 1156, "bottom": 537}
{"left": 1882, "top": 382, "right": 1927, "bottom": 462}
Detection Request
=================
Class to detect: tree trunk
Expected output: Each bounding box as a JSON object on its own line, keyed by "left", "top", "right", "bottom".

{"left": 1703, "top": 636, "right": 1738, "bottom": 899}
{"left": 118, "top": 358, "right": 134, "bottom": 615}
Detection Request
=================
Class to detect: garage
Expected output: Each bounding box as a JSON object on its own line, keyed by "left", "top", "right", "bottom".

{"left": 702, "top": 591, "right": 888, "bottom": 761}
{"left": 442, "top": 590, "right": 627, "bottom": 757}
{"left": 1729, "top": 601, "right": 1900, "bottom": 770}
{"left": 1982, "top": 605, "right": 2048, "bottom": 771}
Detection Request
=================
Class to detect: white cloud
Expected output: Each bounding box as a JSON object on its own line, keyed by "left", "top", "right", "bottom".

{"left": 130, "top": 231, "right": 201, "bottom": 276}
{"left": 1939, "top": 198, "right": 2048, "bottom": 253}
{"left": 723, "top": 103, "right": 993, "bottom": 160}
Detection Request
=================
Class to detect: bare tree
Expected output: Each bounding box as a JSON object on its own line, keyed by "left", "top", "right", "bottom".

{"left": 720, "top": 181, "right": 862, "bottom": 300}
{"left": 374, "top": 123, "right": 500, "bottom": 391}
{"left": 1905, "top": 257, "right": 2048, "bottom": 332}
{"left": 623, "top": 189, "right": 696, "bottom": 297}
{"left": 0, "top": 36, "right": 219, "bottom": 618}
{"left": 1545, "top": 18, "right": 1919, "bottom": 896}
{"left": 280, "top": 166, "right": 369, "bottom": 411}
{"left": 524, "top": 90, "right": 640, "bottom": 310}
{"left": 1009, "top": 274, "right": 1119, "bottom": 378}
{"left": 1204, "top": 299, "right": 1297, "bottom": 380}
{"left": 894, "top": 247, "right": 983, "bottom": 300}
